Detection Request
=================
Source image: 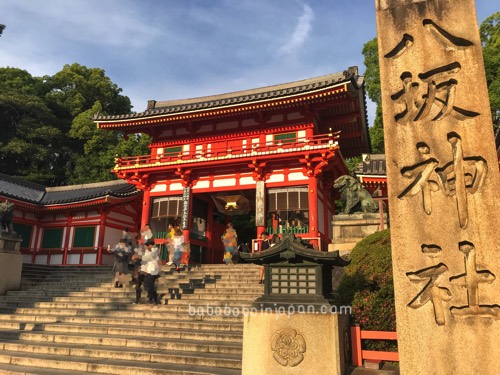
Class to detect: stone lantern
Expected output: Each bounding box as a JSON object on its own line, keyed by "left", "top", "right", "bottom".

{"left": 239, "top": 233, "right": 351, "bottom": 375}
{"left": 240, "top": 233, "right": 349, "bottom": 310}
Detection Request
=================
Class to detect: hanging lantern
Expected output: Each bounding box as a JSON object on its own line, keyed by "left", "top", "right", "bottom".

{"left": 212, "top": 194, "right": 251, "bottom": 216}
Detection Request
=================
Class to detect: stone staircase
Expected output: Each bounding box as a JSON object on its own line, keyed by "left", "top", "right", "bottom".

{"left": 0, "top": 263, "right": 263, "bottom": 374}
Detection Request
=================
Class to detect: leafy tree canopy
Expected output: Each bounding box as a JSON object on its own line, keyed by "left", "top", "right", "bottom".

{"left": 362, "top": 37, "right": 384, "bottom": 153}
{"left": 362, "top": 12, "right": 500, "bottom": 152}
{"left": 480, "top": 12, "right": 500, "bottom": 141}
{"left": 0, "top": 64, "right": 148, "bottom": 186}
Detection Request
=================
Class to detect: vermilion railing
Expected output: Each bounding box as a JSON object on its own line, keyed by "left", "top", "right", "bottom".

{"left": 351, "top": 325, "right": 399, "bottom": 366}
{"left": 114, "top": 132, "right": 340, "bottom": 169}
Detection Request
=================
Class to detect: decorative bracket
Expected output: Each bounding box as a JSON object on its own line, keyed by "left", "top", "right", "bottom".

{"left": 248, "top": 159, "right": 269, "bottom": 181}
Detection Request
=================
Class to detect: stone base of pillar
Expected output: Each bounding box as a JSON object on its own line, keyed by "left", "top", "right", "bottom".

{"left": 242, "top": 311, "right": 350, "bottom": 375}
{"left": 331, "top": 213, "right": 388, "bottom": 254}
{"left": 0, "top": 233, "right": 23, "bottom": 295}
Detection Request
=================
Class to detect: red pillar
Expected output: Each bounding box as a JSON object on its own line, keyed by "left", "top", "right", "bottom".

{"left": 62, "top": 214, "right": 73, "bottom": 265}
{"left": 308, "top": 176, "right": 319, "bottom": 248}
{"left": 207, "top": 203, "right": 214, "bottom": 264}
{"left": 141, "top": 188, "right": 151, "bottom": 228}
{"left": 351, "top": 325, "right": 363, "bottom": 367}
{"left": 97, "top": 209, "right": 107, "bottom": 265}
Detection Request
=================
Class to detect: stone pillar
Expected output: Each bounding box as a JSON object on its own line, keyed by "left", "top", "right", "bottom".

{"left": 375, "top": 1, "right": 500, "bottom": 374}
{"left": 255, "top": 180, "right": 266, "bottom": 236}
{"left": 0, "top": 234, "right": 23, "bottom": 295}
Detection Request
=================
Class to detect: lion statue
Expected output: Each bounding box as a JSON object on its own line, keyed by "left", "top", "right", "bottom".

{"left": 0, "top": 201, "right": 15, "bottom": 234}
{"left": 333, "top": 175, "right": 378, "bottom": 214}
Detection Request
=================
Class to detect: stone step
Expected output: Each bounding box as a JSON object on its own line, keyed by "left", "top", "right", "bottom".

{"left": 0, "top": 350, "right": 241, "bottom": 375}
{"left": 18, "top": 323, "right": 242, "bottom": 343}
{"left": 4, "top": 290, "right": 262, "bottom": 300}
{"left": 0, "top": 309, "right": 244, "bottom": 324}
{"left": 0, "top": 340, "right": 242, "bottom": 369}
{"left": 0, "top": 318, "right": 243, "bottom": 333}
{"left": 0, "top": 362, "right": 106, "bottom": 375}
{"left": 19, "top": 279, "right": 260, "bottom": 289}
{"left": 4, "top": 263, "right": 263, "bottom": 374}
{"left": 0, "top": 330, "right": 242, "bottom": 355}
{"left": 5, "top": 289, "right": 263, "bottom": 298}
{"left": 0, "top": 294, "right": 258, "bottom": 303}
{"left": 0, "top": 300, "right": 254, "bottom": 311}
{"left": 0, "top": 306, "right": 248, "bottom": 320}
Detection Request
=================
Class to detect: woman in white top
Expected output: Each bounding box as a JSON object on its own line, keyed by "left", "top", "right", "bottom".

{"left": 142, "top": 239, "right": 161, "bottom": 305}
{"left": 172, "top": 229, "right": 185, "bottom": 272}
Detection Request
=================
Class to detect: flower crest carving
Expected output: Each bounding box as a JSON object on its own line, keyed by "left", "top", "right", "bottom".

{"left": 271, "top": 328, "right": 306, "bottom": 367}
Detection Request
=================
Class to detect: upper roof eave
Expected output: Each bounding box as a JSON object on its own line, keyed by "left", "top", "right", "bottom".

{"left": 94, "top": 68, "right": 363, "bottom": 125}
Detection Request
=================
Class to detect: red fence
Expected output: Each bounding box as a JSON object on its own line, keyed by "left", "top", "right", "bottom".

{"left": 351, "top": 325, "right": 399, "bottom": 366}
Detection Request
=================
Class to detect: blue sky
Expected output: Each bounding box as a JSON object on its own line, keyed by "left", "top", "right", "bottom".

{"left": 0, "top": 0, "right": 497, "bottom": 126}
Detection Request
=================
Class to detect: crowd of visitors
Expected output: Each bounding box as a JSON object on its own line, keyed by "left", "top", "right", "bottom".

{"left": 108, "top": 221, "right": 276, "bottom": 305}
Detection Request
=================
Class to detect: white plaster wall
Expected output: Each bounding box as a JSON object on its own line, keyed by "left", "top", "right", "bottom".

{"left": 151, "top": 184, "right": 167, "bottom": 192}
{"left": 213, "top": 178, "right": 237, "bottom": 187}
{"left": 288, "top": 172, "right": 308, "bottom": 181}
{"left": 104, "top": 227, "right": 122, "bottom": 248}
{"left": 83, "top": 253, "right": 97, "bottom": 265}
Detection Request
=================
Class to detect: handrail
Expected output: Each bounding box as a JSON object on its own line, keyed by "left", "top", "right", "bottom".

{"left": 114, "top": 132, "right": 340, "bottom": 170}
{"left": 350, "top": 325, "right": 399, "bottom": 367}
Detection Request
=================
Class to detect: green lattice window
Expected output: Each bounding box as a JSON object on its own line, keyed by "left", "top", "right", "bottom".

{"left": 274, "top": 132, "right": 297, "bottom": 144}
{"left": 163, "top": 146, "right": 183, "bottom": 156}
{"left": 73, "top": 226, "right": 96, "bottom": 248}
{"left": 42, "top": 228, "right": 63, "bottom": 249}
{"left": 13, "top": 223, "right": 32, "bottom": 248}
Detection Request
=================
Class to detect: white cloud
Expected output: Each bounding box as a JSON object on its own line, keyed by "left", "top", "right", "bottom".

{"left": 278, "top": 3, "right": 314, "bottom": 56}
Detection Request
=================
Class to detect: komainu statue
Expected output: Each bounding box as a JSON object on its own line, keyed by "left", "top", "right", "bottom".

{"left": 333, "top": 175, "right": 378, "bottom": 214}
{"left": 0, "top": 201, "right": 15, "bottom": 234}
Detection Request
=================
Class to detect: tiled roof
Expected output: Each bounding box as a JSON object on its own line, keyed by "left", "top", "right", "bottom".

{"left": 0, "top": 174, "right": 45, "bottom": 203}
{"left": 94, "top": 68, "right": 362, "bottom": 122}
{"left": 355, "top": 154, "right": 387, "bottom": 176}
{"left": 0, "top": 174, "right": 140, "bottom": 206}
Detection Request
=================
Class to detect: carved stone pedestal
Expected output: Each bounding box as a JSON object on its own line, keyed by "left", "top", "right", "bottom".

{"left": 331, "top": 213, "right": 388, "bottom": 253}
{"left": 242, "top": 312, "right": 349, "bottom": 375}
{"left": 0, "top": 233, "right": 23, "bottom": 295}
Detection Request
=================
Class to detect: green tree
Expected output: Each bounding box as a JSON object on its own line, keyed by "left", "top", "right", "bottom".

{"left": 362, "top": 37, "right": 385, "bottom": 153}
{"left": 344, "top": 156, "right": 362, "bottom": 174}
{"left": 0, "top": 64, "right": 147, "bottom": 185}
{"left": 44, "top": 63, "right": 131, "bottom": 120}
{"left": 0, "top": 68, "right": 63, "bottom": 184}
{"left": 363, "top": 12, "right": 500, "bottom": 152}
{"left": 480, "top": 12, "right": 500, "bottom": 145}
{"left": 67, "top": 102, "right": 151, "bottom": 184}
{"left": 43, "top": 63, "right": 133, "bottom": 173}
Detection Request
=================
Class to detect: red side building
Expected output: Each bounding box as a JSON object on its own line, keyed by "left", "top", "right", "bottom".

{"left": 0, "top": 174, "right": 142, "bottom": 265}
{"left": 95, "top": 68, "right": 370, "bottom": 263}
